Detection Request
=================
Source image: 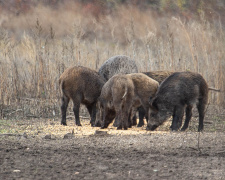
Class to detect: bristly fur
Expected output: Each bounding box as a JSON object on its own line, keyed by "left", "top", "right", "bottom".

{"left": 98, "top": 55, "right": 138, "bottom": 81}
{"left": 100, "top": 73, "right": 159, "bottom": 129}
{"left": 134, "top": 71, "right": 174, "bottom": 127}
{"left": 59, "top": 66, "right": 105, "bottom": 126}
{"left": 99, "top": 74, "right": 134, "bottom": 130}
{"left": 143, "top": 71, "right": 174, "bottom": 84}
{"left": 148, "top": 71, "right": 208, "bottom": 132}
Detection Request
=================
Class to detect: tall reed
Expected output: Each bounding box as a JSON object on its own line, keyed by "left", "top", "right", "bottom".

{"left": 0, "top": 4, "right": 224, "bottom": 119}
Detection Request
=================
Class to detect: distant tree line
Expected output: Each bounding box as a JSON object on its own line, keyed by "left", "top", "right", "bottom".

{"left": 0, "top": 0, "right": 225, "bottom": 22}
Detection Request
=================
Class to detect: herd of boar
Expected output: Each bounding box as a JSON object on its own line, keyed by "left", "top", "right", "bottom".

{"left": 59, "top": 55, "right": 209, "bottom": 132}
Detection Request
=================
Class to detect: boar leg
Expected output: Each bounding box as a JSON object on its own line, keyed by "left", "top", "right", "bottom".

{"left": 143, "top": 106, "right": 150, "bottom": 124}
{"left": 117, "top": 111, "right": 123, "bottom": 130}
{"left": 129, "top": 108, "right": 137, "bottom": 127}
{"left": 101, "top": 107, "right": 107, "bottom": 129}
{"left": 101, "top": 108, "right": 115, "bottom": 128}
{"left": 137, "top": 106, "right": 146, "bottom": 127}
{"left": 87, "top": 104, "right": 96, "bottom": 127}
{"left": 171, "top": 105, "right": 184, "bottom": 131}
{"left": 61, "top": 95, "right": 70, "bottom": 126}
{"left": 72, "top": 99, "right": 82, "bottom": 126}
{"left": 95, "top": 106, "right": 102, "bottom": 127}
{"left": 145, "top": 114, "right": 149, "bottom": 123}
{"left": 197, "top": 99, "right": 206, "bottom": 132}
{"left": 129, "top": 111, "right": 137, "bottom": 127}
{"left": 131, "top": 114, "right": 137, "bottom": 126}
{"left": 122, "top": 111, "right": 129, "bottom": 130}
{"left": 113, "top": 116, "right": 119, "bottom": 127}
{"left": 117, "top": 123, "right": 122, "bottom": 130}
{"left": 181, "top": 105, "right": 193, "bottom": 131}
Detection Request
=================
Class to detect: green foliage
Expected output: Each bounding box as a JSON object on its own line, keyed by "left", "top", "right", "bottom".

{"left": 0, "top": 120, "right": 13, "bottom": 134}
{"left": 176, "top": 0, "right": 186, "bottom": 10}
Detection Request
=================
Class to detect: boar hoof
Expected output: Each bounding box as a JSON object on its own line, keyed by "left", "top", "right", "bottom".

{"left": 146, "top": 125, "right": 158, "bottom": 131}
{"left": 91, "top": 123, "right": 95, "bottom": 127}
{"left": 137, "top": 123, "right": 144, "bottom": 127}
{"left": 113, "top": 123, "right": 118, "bottom": 127}
{"left": 95, "top": 122, "right": 102, "bottom": 127}
{"left": 180, "top": 126, "right": 187, "bottom": 131}
{"left": 101, "top": 125, "right": 108, "bottom": 129}
{"left": 61, "top": 122, "right": 67, "bottom": 126}
{"left": 171, "top": 127, "right": 178, "bottom": 131}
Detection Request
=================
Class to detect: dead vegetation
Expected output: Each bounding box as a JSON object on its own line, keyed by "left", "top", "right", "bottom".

{"left": 0, "top": 3, "right": 224, "bottom": 180}
{"left": 0, "top": 2, "right": 224, "bottom": 121}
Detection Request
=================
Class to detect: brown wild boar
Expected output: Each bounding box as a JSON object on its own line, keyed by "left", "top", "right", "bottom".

{"left": 148, "top": 71, "right": 208, "bottom": 132}
{"left": 143, "top": 71, "right": 174, "bottom": 84}
{"left": 99, "top": 74, "right": 134, "bottom": 130}
{"left": 98, "top": 55, "right": 138, "bottom": 127}
{"left": 135, "top": 71, "right": 174, "bottom": 127}
{"left": 98, "top": 55, "right": 138, "bottom": 81}
{"left": 100, "top": 73, "right": 159, "bottom": 129}
{"left": 59, "top": 66, "right": 105, "bottom": 126}
{"left": 127, "top": 73, "right": 159, "bottom": 122}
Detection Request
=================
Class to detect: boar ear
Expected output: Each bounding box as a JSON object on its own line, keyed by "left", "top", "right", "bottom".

{"left": 149, "top": 96, "right": 158, "bottom": 112}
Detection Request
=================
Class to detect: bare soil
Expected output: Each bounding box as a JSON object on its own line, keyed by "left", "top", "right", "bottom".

{"left": 0, "top": 106, "right": 224, "bottom": 180}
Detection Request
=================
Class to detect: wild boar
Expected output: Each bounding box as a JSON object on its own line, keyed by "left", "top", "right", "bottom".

{"left": 99, "top": 74, "right": 134, "bottom": 130}
{"left": 127, "top": 73, "right": 159, "bottom": 121}
{"left": 136, "top": 71, "right": 174, "bottom": 127}
{"left": 59, "top": 66, "right": 105, "bottom": 126}
{"left": 148, "top": 71, "right": 208, "bottom": 132}
{"left": 98, "top": 55, "right": 138, "bottom": 81}
{"left": 106, "top": 73, "right": 159, "bottom": 128}
{"left": 143, "top": 71, "right": 174, "bottom": 84}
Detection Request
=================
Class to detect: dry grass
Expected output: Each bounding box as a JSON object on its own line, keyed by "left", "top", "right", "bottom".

{"left": 0, "top": 3, "right": 225, "bottom": 119}
{"left": 0, "top": 117, "right": 170, "bottom": 137}
{"left": 0, "top": 110, "right": 224, "bottom": 138}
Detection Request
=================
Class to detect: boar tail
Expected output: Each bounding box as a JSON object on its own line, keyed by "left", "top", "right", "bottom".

{"left": 122, "top": 85, "right": 128, "bottom": 99}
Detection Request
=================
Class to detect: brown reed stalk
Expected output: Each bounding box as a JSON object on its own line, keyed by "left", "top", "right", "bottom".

{"left": 172, "top": 17, "right": 197, "bottom": 71}
{"left": 0, "top": 3, "right": 224, "bottom": 120}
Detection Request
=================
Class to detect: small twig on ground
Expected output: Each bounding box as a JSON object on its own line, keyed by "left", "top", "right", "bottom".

{"left": 26, "top": 115, "right": 39, "bottom": 118}
{"left": 0, "top": 133, "right": 22, "bottom": 137}
{"left": 216, "top": 151, "right": 225, "bottom": 154}
{"left": 188, "top": 147, "right": 198, "bottom": 151}
{"left": 6, "top": 109, "right": 23, "bottom": 116}
{"left": 66, "top": 115, "right": 90, "bottom": 119}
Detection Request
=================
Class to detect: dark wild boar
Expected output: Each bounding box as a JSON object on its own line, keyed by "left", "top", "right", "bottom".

{"left": 98, "top": 55, "right": 138, "bottom": 81}
{"left": 100, "top": 74, "right": 134, "bottom": 130}
{"left": 136, "top": 71, "right": 174, "bottom": 127}
{"left": 148, "top": 71, "right": 208, "bottom": 132}
{"left": 59, "top": 66, "right": 105, "bottom": 126}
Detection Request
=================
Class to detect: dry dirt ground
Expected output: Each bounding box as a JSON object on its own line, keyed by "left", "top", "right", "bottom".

{"left": 0, "top": 106, "right": 225, "bottom": 180}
